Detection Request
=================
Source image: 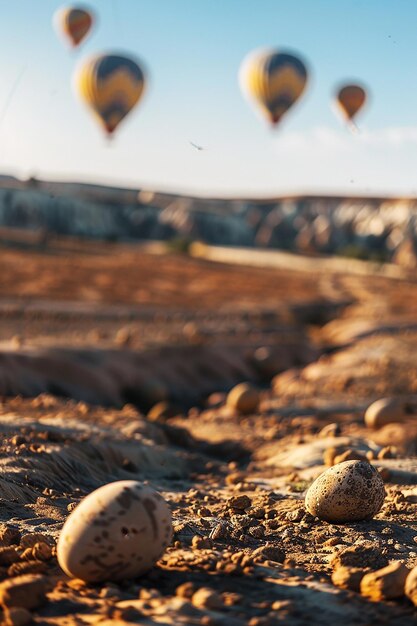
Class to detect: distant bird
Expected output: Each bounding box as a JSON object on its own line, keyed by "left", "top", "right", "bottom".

{"left": 189, "top": 141, "right": 204, "bottom": 151}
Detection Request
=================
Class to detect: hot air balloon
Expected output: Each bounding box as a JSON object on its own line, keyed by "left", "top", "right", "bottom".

{"left": 239, "top": 48, "right": 308, "bottom": 127}
{"left": 75, "top": 53, "right": 146, "bottom": 137}
{"left": 335, "top": 84, "right": 367, "bottom": 130}
{"left": 54, "top": 6, "right": 94, "bottom": 48}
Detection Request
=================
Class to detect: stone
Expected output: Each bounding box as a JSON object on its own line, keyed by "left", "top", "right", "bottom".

{"left": 191, "top": 587, "right": 223, "bottom": 610}
{"left": 360, "top": 561, "right": 408, "bottom": 601}
{"left": 8, "top": 562, "right": 47, "bottom": 578}
{"left": 252, "top": 545, "right": 285, "bottom": 563}
{"left": 3, "top": 607, "right": 32, "bottom": 626}
{"left": 176, "top": 582, "right": 197, "bottom": 599}
{"left": 0, "top": 548, "right": 19, "bottom": 566}
{"left": 377, "top": 446, "right": 396, "bottom": 460}
{"left": 0, "top": 575, "right": 48, "bottom": 610}
{"left": 331, "top": 566, "right": 366, "bottom": 592}
{"left": 318, "top": 423, "right": 341, "bottom": 438}
{"left": 333, "top": 449, "right": 367, "bottom": 465}
{"left": 20, "top": 534, "right": 53, "bottom": 550}
{"left": 405, "top": 566, "right": 417, "bottom": 606}
{"left": 191, "top": 536, "right": 212, "bottom": 550}
{"left": 0, "top": 527, "right": 20, "bottom": 547}
{"left": 31, "top": 543, "right": 52, "bottom": 562}
{"left": 331, "top": 544, "right": 389, "bottom": 571}
{"left": 227, "top": 495, "right": 251, "bottom": 510}
{"left": 147, "top": 401, "right": 181, "bottom": 421}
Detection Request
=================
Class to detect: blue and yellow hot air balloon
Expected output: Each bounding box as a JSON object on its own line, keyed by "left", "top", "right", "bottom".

{"left": 54, "top": 5, "right": 94, "bottom": 48}
{"left": 239, "top": 48, "right": 308, "bottom": 127}
{"left": 75, "top": 53, "right": 146, "bottom": 136}
{"left": 335, "top": 84, "right": 367, "bottom": 126}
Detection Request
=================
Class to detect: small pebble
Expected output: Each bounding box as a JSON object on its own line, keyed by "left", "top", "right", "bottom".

{"left": 228, "top": 495, "right": 251, "bottom": 510}
{"left": 0, "top": 548, "right": 19, "bottom": 566}
{"left": 318, "top": 423, "right": 341, "bottom": 438}
{"left": 377, "top": 446, "right": 396, "bottom": 460}
{"left": 20, "top": 534, "right": 53, "bottom": 549}
{"left": 191, "top": 535, "right": 212, "bottom": 550}
{"left": 0, "top": 526, "right": 20, "bottom": 546}
{"left": 405, "top": 566, "right": 417, "bottom": 606}
{"left": 252, "top": 545, "right": 285, "bottom": 563}
{"left": 192, "top": 587, "right": 224, "bottom": 610}
{"left": 3, "top": 607, "right": 32, "bottom": 626}
{"left": 147, "top": 401, "right": 181, "bottom": 421}
{"left": 333, "top": 449, "right": 367, "bottom": 465}
{"left": 331, "top": 566, "right": 366, "bottom": 592}
{"left": 331, "top": 544, "right": 388, "bottom": 570}
{"left": 176, "top": 582, "right": 197, "bottom": 599}
{"left": 0, "top": 574, "right": 48, "bottom": 610}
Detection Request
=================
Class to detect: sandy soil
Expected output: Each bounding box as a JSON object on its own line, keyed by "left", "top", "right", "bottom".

{"left": 0, "top": 239, "right": 416, "bottom": 624}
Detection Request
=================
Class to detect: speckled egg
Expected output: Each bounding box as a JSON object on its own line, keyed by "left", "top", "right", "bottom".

{"left": 305, "top": 460, "right": 385, "bottom": 523}
{"left": 57, "top": 480, "right": 172, "bottom": 582}
{"left": 364, "top": 397, "right": 408, "bottom": 429}
{"left": 226, "top": 383, "right": 259, "bottom": 415}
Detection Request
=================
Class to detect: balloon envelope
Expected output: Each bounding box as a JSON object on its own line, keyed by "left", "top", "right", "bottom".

{"left": 336, "top": 84, "right": 367, "bottom": 121}
{"left": 239, "top": 48, "right": 308, "bottom": 126}
{"left": 75, "top": 53, "right": 146, "bottom": 136}
{"left": 54, "top": 5, "right": 94, "bottom": 48}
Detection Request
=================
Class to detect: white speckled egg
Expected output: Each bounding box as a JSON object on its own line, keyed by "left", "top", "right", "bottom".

{"left": 57, "top": 480, "right": 172, "bottom": 582}
{"left": 305, "top": 460, "right": 385, "bottom": 523}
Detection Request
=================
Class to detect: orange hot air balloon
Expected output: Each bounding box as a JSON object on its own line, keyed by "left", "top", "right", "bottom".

{"left": 54, "top": 5, "right": 94, "bottom": 49}
{"left": 335, "top": 84, "right": 367, "bottom": 129}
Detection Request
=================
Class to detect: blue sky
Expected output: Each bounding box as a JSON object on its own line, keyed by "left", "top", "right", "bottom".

{"left": 0, "top": 0, "right": 416, "bottom": 196}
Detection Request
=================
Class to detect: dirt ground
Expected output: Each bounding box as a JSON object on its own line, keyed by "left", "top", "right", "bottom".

{"left": 0, "top": 238, "right": 417, "bottom": 624}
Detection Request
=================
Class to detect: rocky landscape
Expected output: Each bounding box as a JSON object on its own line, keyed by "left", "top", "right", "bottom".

{"left": 1, "top": 175, "right": 417, "bottom": 265}
{"left": 0, "top": 238, "right": 416, "bottom": 624}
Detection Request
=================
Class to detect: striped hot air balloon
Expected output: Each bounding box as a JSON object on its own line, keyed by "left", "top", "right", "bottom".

{"left": 239, "top": 48, "right": 309, "bottom": 127}
{"left": 54, "top": 5, "right": 94, "bottom": 48}
{"left": 336, "top": 84, "right": 367, "bottom": 123}
{"left": 75, "top": 53, "right": 147, "bottom": 136}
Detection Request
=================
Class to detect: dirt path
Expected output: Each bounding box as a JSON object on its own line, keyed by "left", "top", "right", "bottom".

{"left": 0, "top": 241, "right": 416, "bottom": 624}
